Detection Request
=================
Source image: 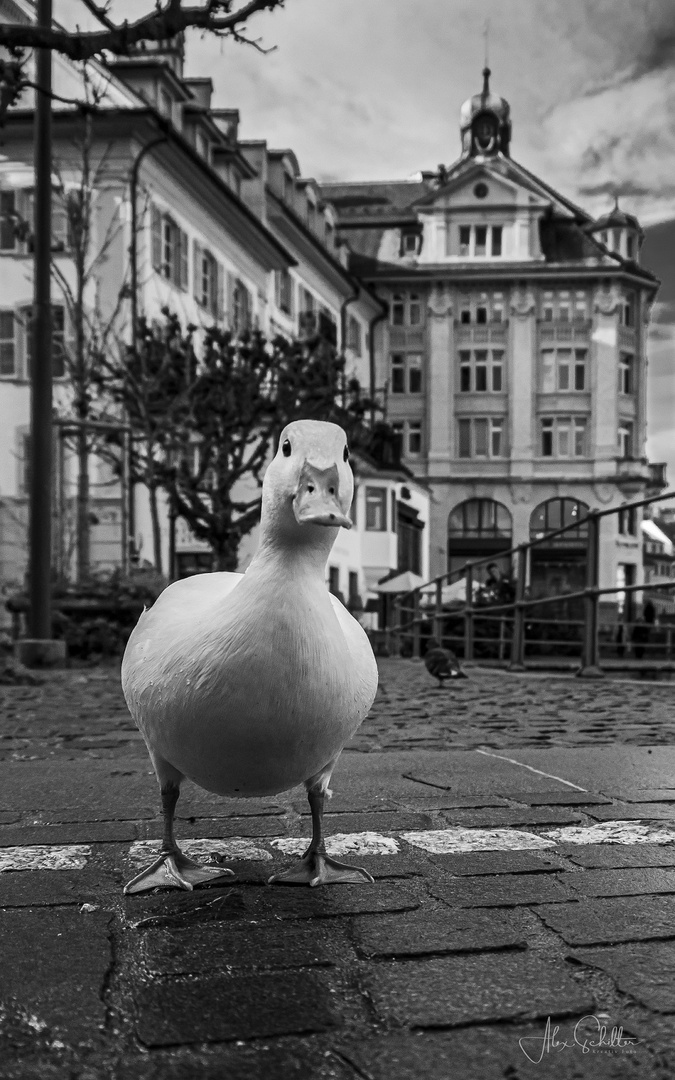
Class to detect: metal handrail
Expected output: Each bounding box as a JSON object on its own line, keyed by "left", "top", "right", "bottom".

{"left": 390, "top": 488, "right": 675, "bottom": 676}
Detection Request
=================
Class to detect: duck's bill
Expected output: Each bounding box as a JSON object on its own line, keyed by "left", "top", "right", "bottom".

{"left": 293, "top": 493, "right": 352, "bottom": 529}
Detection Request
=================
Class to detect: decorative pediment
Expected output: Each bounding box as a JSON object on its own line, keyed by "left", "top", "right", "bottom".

{"left": 415, "top": 162, "right": 549, "bottom": 216}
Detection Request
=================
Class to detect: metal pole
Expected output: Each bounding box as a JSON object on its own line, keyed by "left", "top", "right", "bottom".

{"left": 578, "top": 510, "right": 604, "bottom": 678}
{"left": 509, "top": 545, "right": 527, "bottom": 671}
{"left": 433, "top": 578, "right": 443, "bottom": 644}
{"left": 464, "top": 565, "right": 474, "bottom": 661}
{"left": 127, "top": 134, "right": 167, "bottom": 558}
{"left": 28, "top": 0, "right": 53, "bottom": 640}
{"left": 412, "top": 588, "right": 421, "bottom": 659}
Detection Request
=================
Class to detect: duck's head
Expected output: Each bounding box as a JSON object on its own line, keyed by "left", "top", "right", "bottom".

{"left": 261, "top": 420, "right": 354, "bottom": 544}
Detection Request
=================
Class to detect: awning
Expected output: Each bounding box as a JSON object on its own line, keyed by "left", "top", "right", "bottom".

{"left": 375, "top": 570, "right": 425, "bottom": 594}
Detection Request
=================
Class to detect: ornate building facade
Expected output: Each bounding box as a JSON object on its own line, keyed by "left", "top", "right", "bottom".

{"left": 322, "top": 70, "right": 665, "bottom": 601}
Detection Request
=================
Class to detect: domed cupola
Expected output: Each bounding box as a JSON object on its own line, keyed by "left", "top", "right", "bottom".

{"left": 460, "top": 68, "right": 511, "bottom": 158}
{"left": 589, "top": 197, "right": 643, "bottom": 263}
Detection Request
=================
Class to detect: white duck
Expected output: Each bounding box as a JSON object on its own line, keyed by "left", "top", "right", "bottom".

{"left": 122, "top": 419, "right": 378, "bottom": 893}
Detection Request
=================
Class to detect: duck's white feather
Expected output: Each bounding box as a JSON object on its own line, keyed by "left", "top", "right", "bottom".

{"left": 121, "top": 420, "right": 378, "bottom": 800}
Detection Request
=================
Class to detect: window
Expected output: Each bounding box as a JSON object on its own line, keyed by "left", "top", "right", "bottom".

{"left": 0, "top": 312, "right": 15, "bottom": 376}
{"left": 618, "top": 422, "right": 634, "bottom": 459}
{"left": 151, "top": 205, "right": 188, "bottom": 290}
{"left": 193, "top": 243, "right": 222, "bottom": 318}
{"left": 19, "top": 305, "right": 67, "bottom": 379}
{"left": 0, "top": 191, "right": 16, "bottom": 251}
{"left": 401, "top": 231, "right": 419, "bottom": 255}
{"left": 390, "top": 352, "right": 423, "bottom": 394}
{"left": 347, "top": 315, "right": 361, "bottom": 355}
{"left": 365, "top": 487, "right": 387, "bottom": 531}
{"left": 626, "top": 234, "right": 636, "bottom": 260}
{"left": 390, "top": 291, "right": 422, "bottom": 327}
{"left": 458, "top": 291, "right": 504, "bottom": 324}
{"left": 307, "top": 200, "right": 316, "bottom": 231}
{"left": 325, "top": 221, "right": 334, "bottom": 248}
{"left": 618, "top": 352, "right": 633, "bottom": 395}
{"left": 283, "top": 172, "right": 294, "bottom": 202}
{"left": 456, "top": 224, "right": 503, "bottom": 257}
{"left": 540, "top": 288, "right": 587, "bottom": 322}
{"left": 449, "top": 498, "right": 512, "bottom": 538}
{"left": 458, "top": 417, "right": 504, "bottom": 458}
{"left": 540, "top": 416, "right": 587, "bottom": 457}
{"left": 232, "top": 279, "right": 252, "bottom": 334}
{"left": 530, "top": 498, "right": 589, "bottom": 543}
{"left": 540, "top": 348, "right": 587, "bottom": 392}
{"left": 274, "top": 268, "right": 293, "bottom": 315}
{"left": 392, "top": 420, "right": 423, "bottom": 457}
{"left": 328, "top": 566, "right": 340, "bottom": 595}
{"left": 457, "top": 348, "right": 504, "bottom": 392}
{"left": 195, "top": 130, "right": 210, "bottom": 161}
{"left": 618, "top": 506, "right": 637, "bottom": 536}
{"left": 621, "top": 291, "right": 636, "bottom": 328}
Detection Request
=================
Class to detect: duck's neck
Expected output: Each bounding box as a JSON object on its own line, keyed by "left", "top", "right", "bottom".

{"left": 248, "top": 524, "right": 336, "bottom": 588}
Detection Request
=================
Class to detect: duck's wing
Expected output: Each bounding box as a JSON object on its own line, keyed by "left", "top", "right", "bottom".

{"left": 122, "top": 572, "right": 243, "bottom": 689}
{"left": 328, "top": 593, "right": 379, "bottom": 714}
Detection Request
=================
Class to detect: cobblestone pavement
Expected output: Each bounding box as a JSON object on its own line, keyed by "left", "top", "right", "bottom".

{"left": 2, "top": 659, "right": 674, "bottom": 763}
{"left": 1, "top": 661, "right": 675, "bottom": 1078}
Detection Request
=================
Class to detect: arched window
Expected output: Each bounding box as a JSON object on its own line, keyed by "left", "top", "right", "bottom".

{"left": 448, "top": 498, "right": 512, "bottom": 539}
{"left": 447, "top": 499, "right": 512, "bottom": 576}
{"left": 529, "top": 498, "right": 589, "bottom": 547}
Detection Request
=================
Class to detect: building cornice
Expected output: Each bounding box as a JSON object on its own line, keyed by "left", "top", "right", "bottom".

{"left": 3, "top": 108, "right": 295, "bottom": 273}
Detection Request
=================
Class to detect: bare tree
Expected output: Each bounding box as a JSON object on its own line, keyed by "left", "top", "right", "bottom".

{"left": 0, "top": 0, "right": 284, "bottom": 64}
{"left": 104, "top": 313, "right": 377, "bottom": 573}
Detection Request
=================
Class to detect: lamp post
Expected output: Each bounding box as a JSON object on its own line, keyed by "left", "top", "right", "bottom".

{"left": 18, "top": 0, "right": 65, "bottom": 666}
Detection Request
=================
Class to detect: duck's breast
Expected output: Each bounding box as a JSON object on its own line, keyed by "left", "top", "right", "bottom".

{"left": 123, "top": 573, "right": 377, "bottom": 797}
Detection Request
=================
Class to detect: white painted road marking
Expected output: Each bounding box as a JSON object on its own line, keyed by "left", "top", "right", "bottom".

{"left": 474, "top": 749, "right": 588, "bottom": 791}
{"left": 544, "top": 821, "right": 675, "bottom": 845}
{"left": 3, "top": 820, "right": 675, "bottom": 873}
{"left": 401, "top": 828, "right": 555, "bottom": 854}
{"left": 128, "top": 838, "right": 272, "bottom": 864}
{"left": 271, "top": 832, "right": 399, "bottom": 857}
{"left": 0, "top": 845, "right": 91, "bottom": 872}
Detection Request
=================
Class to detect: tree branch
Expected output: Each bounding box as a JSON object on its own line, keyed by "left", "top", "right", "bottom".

{"left": 0, "top": 0, "right": 285, "bottom": 61}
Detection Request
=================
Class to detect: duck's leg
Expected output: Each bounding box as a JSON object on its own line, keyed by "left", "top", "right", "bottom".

{"left": 268, "top": 759, "right": 374, "bottom": 887}
{"left": 124, "top": 763, "right": 235, "bottom": 894}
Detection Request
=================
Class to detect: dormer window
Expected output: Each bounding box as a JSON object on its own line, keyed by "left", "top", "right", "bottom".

{"left": 195, "top": 130, "right": 210, "bottom": 162}
{"left": 307, "top": 201, "right": 316, "bottom": 230}
{"left": 400, "top": 230, "right": 419, "bottom": 257}
{"left": 283, "top": 172, "right": 294, "bottom": 202}
{"left": 457, "top": 223, "right": 503, "bottom": 258}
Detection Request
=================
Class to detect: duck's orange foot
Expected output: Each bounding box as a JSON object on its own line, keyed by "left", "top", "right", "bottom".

{"left": 268, "top": 852, "right": 374, "bottom": 888}
{"left": 124, "top": 850, "right": 235, "bottom": 894}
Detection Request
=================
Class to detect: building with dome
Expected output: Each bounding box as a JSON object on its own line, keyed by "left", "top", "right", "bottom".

{"left": 321, "top": 69, "right": 665, "bottom": 607}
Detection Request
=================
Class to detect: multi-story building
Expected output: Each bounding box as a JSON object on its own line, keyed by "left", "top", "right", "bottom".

{"left": 322, "top": 69, "right": 665, "bottom": 603}
{"left": 0, "top": 0, "right": 430, "bottom": 614}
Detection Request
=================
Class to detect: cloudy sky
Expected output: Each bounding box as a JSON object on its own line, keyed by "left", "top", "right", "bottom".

{"left": 59, "top": 0, "right": 675, "bottom": 482}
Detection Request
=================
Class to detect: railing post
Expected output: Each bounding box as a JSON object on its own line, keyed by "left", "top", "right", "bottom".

{"left": 578, "top": 510, "right": 604, "bottom": 678}
{"left": 464, "top": 565, "right": 474, "bottom": 661}
{"left": 433, "top": 578, "right": 443, "bottom": 644}
{"left": 412, "top": 589, "right": 421, "bottom": 659}
{"left": 509, "top": 545, "right": 527, "bottom": 671}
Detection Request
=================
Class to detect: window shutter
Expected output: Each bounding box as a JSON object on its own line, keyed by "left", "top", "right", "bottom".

{"left": 193, "top": 240, "right": 202, "bottom": 303}
{"left": 226, "top": 271, "right": 236, "bottom": 330}
{"left": 150, "top": 205, "right": 162, "bottom": 272}
{"left": 179, "top": 229, "right": 189, "bottom": 291}
{"left": 215, "top": 261, "right": 225, "bottom": 321}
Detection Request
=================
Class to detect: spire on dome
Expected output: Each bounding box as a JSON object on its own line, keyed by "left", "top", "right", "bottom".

{"left": 459, "top": 68, "right": 512, "bottom": 158}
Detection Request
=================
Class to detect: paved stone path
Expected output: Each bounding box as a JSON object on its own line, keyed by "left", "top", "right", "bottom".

{"left": 1, "top": 661, "right": 675, "bottom": 1078}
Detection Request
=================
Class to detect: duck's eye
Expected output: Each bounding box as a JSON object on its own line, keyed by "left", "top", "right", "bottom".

{"left": 282, "top": 439, "right": 291, "bottom": 458}
{"left": 343, "top": 445, "right": 349, "bottom": 462}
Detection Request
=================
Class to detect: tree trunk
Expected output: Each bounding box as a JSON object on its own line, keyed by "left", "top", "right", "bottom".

{"left": 76, "top": 425, "right": 90, "bottom": 582}
{"left": 148, "top": 483, "right": 163, "bottom": 575}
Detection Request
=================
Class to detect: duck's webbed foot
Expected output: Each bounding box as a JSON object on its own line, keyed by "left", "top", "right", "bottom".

{"left": 124, "top": 849, "right": 235, "bottom": 894}
{"left": 268, "top": 762, "right": 374, "bottom": 887}
{"left": 269, "top": 850, "right": 374, "bottom": 887}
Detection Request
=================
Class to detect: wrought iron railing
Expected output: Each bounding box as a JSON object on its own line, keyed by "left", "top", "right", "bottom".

{"left": 389, "top": 489, "right": 675, "bottom": 677}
